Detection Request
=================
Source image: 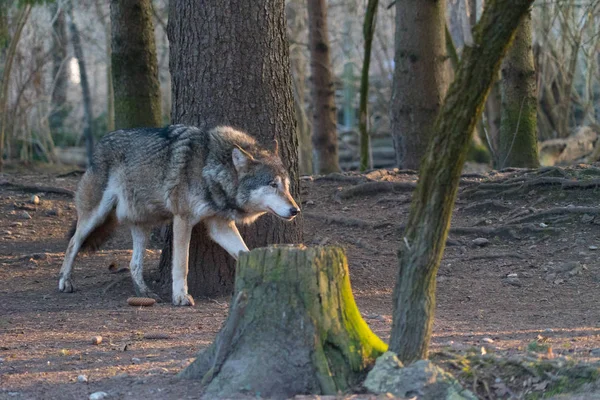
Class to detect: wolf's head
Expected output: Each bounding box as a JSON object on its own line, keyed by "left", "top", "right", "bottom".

{"left": 232, "top": 141, "right": 300, "bottom": 222}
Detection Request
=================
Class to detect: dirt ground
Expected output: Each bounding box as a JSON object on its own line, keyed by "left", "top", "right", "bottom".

{"left": 2, "top": 163, "right": 600, "bottom": 399}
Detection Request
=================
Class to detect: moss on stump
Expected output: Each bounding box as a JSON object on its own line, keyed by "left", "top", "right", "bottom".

{"left": 179, "top": 245, "right": 387, "bottom": 398}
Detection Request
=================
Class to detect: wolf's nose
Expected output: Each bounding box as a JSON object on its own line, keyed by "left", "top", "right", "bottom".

{"left": 290, "top": 207, "right": 300, "bottom": 217}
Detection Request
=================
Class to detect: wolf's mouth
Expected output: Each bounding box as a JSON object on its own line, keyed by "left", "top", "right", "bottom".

{"left": 267, "top": 207, "right": 295, "bottom": 221}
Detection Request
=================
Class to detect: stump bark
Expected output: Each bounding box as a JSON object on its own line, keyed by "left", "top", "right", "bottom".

{"left": 180, "top": 245, "right": 387, "bottom": 399}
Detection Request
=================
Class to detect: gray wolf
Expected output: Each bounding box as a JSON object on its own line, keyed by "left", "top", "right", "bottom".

{"left": 58, "top": 124, "right": 300, "bottom": 306}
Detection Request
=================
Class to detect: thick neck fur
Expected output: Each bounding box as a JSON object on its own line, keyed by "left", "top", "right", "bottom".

{"left": 200, "top": 126, "right": 267, "bottom": 223}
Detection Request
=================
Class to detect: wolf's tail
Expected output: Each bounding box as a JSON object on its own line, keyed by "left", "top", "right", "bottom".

{"left": 67, "top": 211, "right": 118, "bottom": 252}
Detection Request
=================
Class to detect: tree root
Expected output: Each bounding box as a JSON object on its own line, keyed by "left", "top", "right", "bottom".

{"left": 449, "top": 224, "right": 560, "bottom": 239}
{"left": 505, "top": 206, "right": 600, "bottom": 225}
{"left": 463, "top": 176, "right": 600, "bottom": 198}
{"left": 467, "top": 252, "right": 526, "bottom": 261}
{"left": 201, "top": 290, "right": 248, "bottom": 386}
{"left": 462, "top": 200, "right": 512, "bottom": 213}
{"left": 0, "top": 181, "right": 75, "bottom": 197}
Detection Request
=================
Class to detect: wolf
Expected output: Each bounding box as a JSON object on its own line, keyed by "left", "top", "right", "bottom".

{"left": 58, "top": 124, "right": 300, "bottom": 306}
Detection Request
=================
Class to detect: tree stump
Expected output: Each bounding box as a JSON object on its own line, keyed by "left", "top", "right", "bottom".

{"left": 180, "top": 245, "right": 387, "bottom": 398}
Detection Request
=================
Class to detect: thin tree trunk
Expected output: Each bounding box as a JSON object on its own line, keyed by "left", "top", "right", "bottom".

{"left": 106, "top": 19, "right": 114, "bottom": 132}
{"left": 180, "top": 246, "right": 386, "bottom": 397}
{"left": 94, "top": 0, "right": 114, "bottom": 132}
{"left": 110, "top": 0, "right": 161, "bottom": 129}
{"left": 390, "top": 0, "right": 534, "bottom": 364}
{"left": 67, "top": 5, "right": 94, "bottom": 166}
{"left": 0, "top": 5, "right": 31, "bottom": 171}
{"left": 307, "top": 0, "right": 340, "bottom": 174}
{"left": 160, "top": 0, "right": 302, "bottom": 297}
{"left": 49, "top": 3, "right": 70, "bottom": 134}
{"left": 498, "top": 11, "right": 539, "bottom": 168}
{"left": 390, "top": 0, "right": 450, "bottom": 170}
{"left": 358, "top": 0, "right": 378, "bottom": 172}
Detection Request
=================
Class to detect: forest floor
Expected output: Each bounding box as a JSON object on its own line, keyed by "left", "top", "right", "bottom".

{"left": 3, "top": 163, "right": 600, "bottom": 399}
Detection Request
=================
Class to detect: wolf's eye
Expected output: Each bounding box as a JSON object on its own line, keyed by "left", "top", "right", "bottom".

{"left": 269, "top": 181, "right": 278, "bottom": 188}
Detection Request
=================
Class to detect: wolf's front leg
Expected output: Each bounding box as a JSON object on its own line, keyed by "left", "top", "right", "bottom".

{"left": 205, "top": 218, "right": 249, "bottom": 260}
{"left": 171, "top": 215, "right": 195, "bottom": 306}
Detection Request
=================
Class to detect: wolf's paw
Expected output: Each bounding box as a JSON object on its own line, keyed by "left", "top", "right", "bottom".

{"left": 172, "top": 292, "right": 195, "bottom": 306}
{"left": 58, "top": 277, "right": 75, "bottom": 293}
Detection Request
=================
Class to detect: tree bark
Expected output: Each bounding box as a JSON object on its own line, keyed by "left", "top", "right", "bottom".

{"left": 180, "top": 246, "right": 386, "bottom": 398}
{"left": 389, "top": 0, "right": 534, "bottom": 364}
{"left": 390, "top": 0, "right": 450, "bottom": 170}
{"left": 161, "top": 0, "right": 302, "bottom": 297}
{"left": 110, "top": 0, "right": 161, "bottom": 129}
{"left": 307, "top": 0, "right": 340, "bottom": 174}
{"left": 497, "top": 11, "right": 539, "bottom": 169}
{"left": 67, "top": 4, "right": 94, "bottom": 166}
{"left": 358, "top": 0, "right": 378, "bottom": 172}
{"left": 49, "top": 3, "right": 70, "bottom": 134}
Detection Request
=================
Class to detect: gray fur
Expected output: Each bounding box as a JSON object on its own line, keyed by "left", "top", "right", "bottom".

{"left": 58, "top": 124, "right": 299, "bottom": 305}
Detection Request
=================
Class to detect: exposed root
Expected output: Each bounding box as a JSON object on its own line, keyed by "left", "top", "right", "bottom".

{"left": 467, "top": 252, "right": 526, "bottom": 261}
{"left": 449, "top": 224, "right": 560, "bottom": 239}
{"left": 462, "top": 200, "right": 512, "bottom": 212}
{"left": 201, "top": 290, "right": 248, "bottom": 386}
{"left": 0, "top": 181, "right": 75, "bottom": 197}
{"left": 505, "top": 206, "right": 600, "bottom": 225}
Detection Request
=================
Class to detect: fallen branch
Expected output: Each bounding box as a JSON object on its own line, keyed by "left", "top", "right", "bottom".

{"left": 315, "top": 173, "right": 369, "bottom": 184}
{"left": 336, "top": 181, "right": 417, "bottom": 200}
{"left": 304, "top": 212, "right": 373, "bottom": 228}
{"left": 0, "top": 181, "right": 75, "bottom": 197}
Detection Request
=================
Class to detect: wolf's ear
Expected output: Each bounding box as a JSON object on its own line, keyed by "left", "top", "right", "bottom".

{"left": 232, "top": 146, "right": 254, "bottom": 172}
{"left": 272, "top": 139, "right": 279, "bottom": 156}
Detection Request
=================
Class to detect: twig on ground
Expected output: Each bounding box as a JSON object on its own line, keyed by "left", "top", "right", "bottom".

{"left": 0, "top": 181, "right": 75, "bottom": 197}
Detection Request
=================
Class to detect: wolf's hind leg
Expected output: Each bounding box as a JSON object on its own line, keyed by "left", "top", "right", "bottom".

{"left": 58, "top": 194, "right": 116, "bottom": 293}
{"left": 129, "top": 225, "right": 162, "bottom": 301}
{"left": 171, "top": 215, "right": 194, "bottom": 306}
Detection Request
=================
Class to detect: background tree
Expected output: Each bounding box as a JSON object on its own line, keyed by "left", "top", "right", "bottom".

{"left": 497, "top": 11, "right": 540, "bottom": 168}
{"left": 49, "top": 2, "right": 69, "bottom": 135}
{"left": 110, "top": 0, "right": 161, "bottom": 129}
{"left": 390, "top": 0, "right": 449, "bottom": 170}
{"left": 67, "top": 2, "right": 94, "bottom": 165}
{"left": 307, "top": 0, "right": 340, "bottom": 174}
{"left": 358, "top": 0, "right": 378, "bottom": 171}
{"left": 0, "top": 4, "right": 31, "bottom": 170}
{"left": 390, "top": 0, "right": 535, "bottom": 363}
{"left": 160, "top": 0, "right": 302, "bottom": 297}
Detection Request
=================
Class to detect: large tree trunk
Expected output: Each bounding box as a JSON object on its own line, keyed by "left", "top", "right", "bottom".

{"left": 67, "top": 4, "right": 94, "bottom": 166}
{"left": 390, "top": 0, "right": 535, "bottom": 364}
{"left": 497, "top": 11, "right": 539, "bottom": 169}
{"left": 390, "top": 0, "right": 449, "bottom": 170}
{"left": 110, "top": 0, "right": 161, "bottom": 129}
{"left": 160, "top": 0, "right": 302, "bottom": 297}
{"left": 180, "top": 246, "right": 386, "bottom": 398}
{"left": 49, "top": 3, "right": 70, "bottom": 134}
{"left": 307, "top": 0, "right": 340, "bottom": 174}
